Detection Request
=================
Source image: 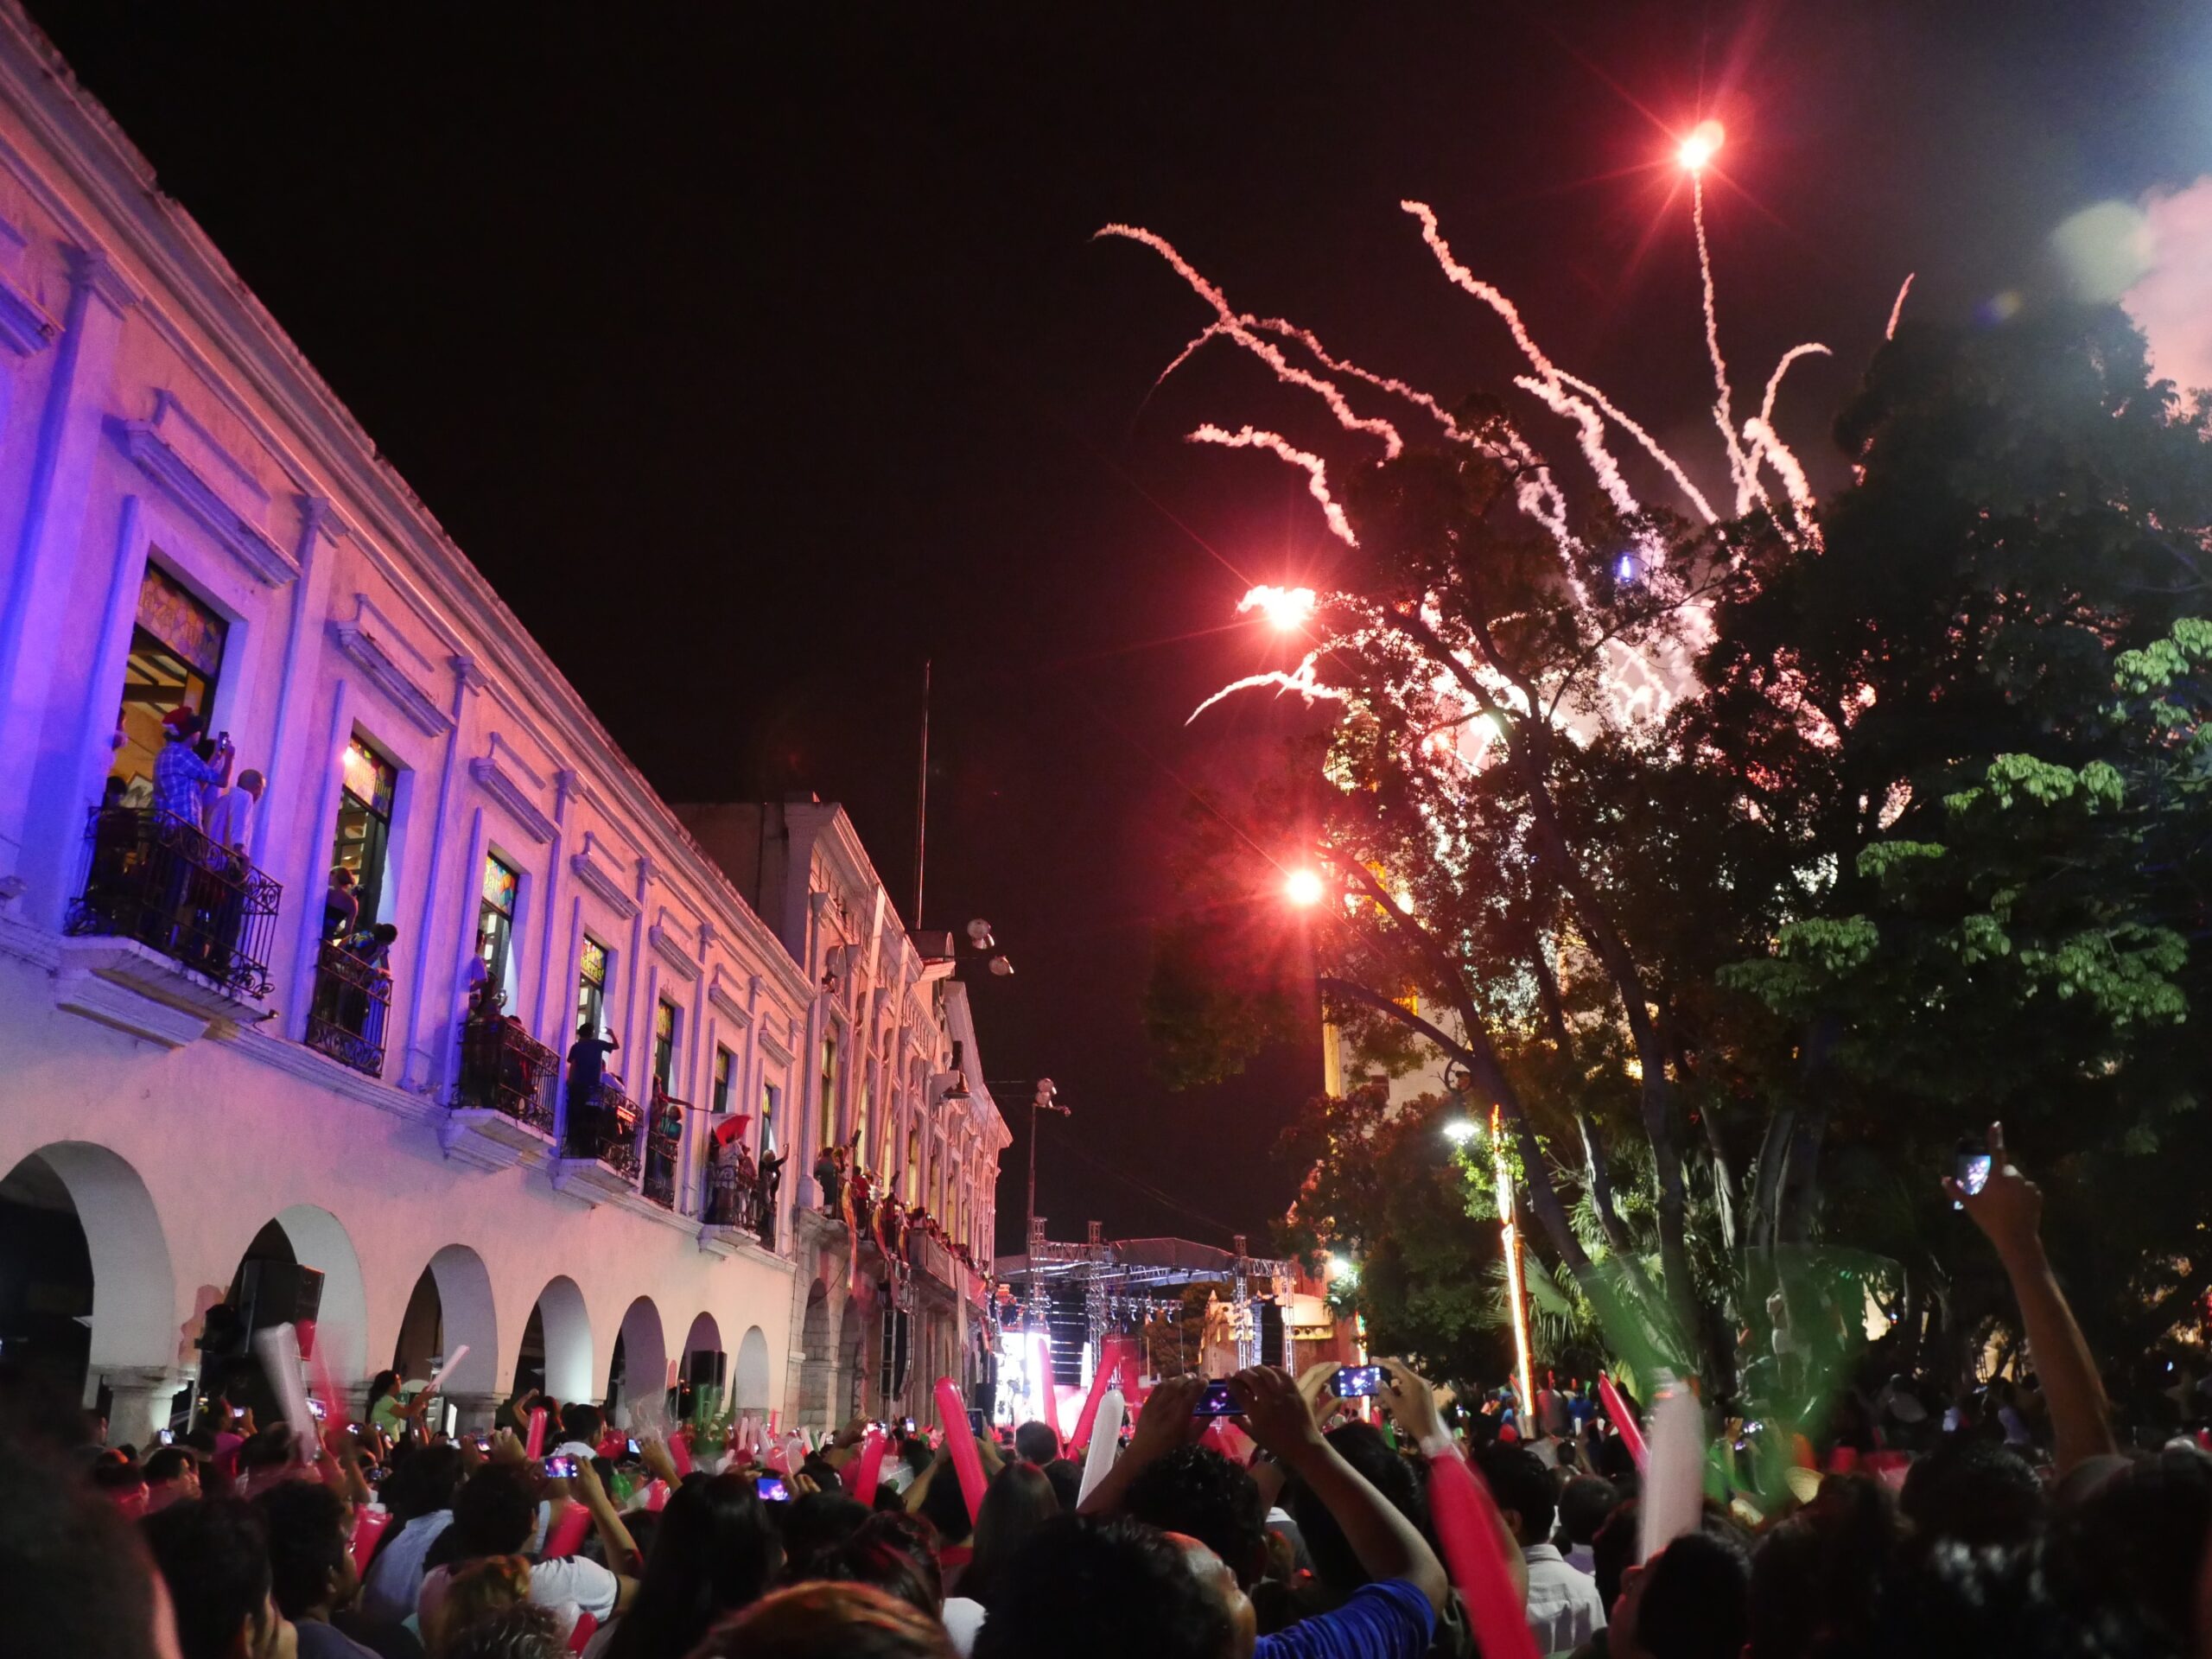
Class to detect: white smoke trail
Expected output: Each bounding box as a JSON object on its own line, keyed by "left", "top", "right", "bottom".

{"left": 1885, "top": 273, "right": 1915, "bottom": 340}
{"left": 1690, "top": 176, "right": 1758, "bottom": 515}
{"left": 1189, "top": 423, "right": 1357, "bottom": 546}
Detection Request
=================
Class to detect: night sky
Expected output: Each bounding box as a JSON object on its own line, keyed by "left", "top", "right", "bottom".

{"left": 28, "top": 3, "right": 2209, "bottom": 1253}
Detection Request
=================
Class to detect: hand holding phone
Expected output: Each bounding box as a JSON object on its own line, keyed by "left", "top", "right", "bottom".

{"left": 1192, "top": 1380, "right": 1241, "bottom": 1417}
{"left": 1952, "top": 1144, "right": 1993, "bottom": 1211}
{"left": 542, "top": 1454, "right": 579, "bottom": 1480}
{"left": 755, "top": 1472, "right": 790, "bottom": 1502}
{"left": 1331, "top": 1364, "right": 1382, "bottom": 1399}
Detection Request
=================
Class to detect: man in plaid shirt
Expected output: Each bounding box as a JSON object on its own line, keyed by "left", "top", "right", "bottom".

{"left": 152, "top": 709, "right": 228, "bottom": 827}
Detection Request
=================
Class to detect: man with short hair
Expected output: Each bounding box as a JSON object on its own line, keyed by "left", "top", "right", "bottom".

{"left": 206, "top": 770, "right": 263, "bottom": 852}
{"left": 141, "top": 1496, "right": 296, "bottom": 1659}
{"left": 1481, "top": 1442, "right": 1605, "bottom": 1656}
{"left": 144, "top": 1445, "right": 205, "bottom": 1514}
{"left": 251, "top": 1482, "right": 384, "bottom": 1659}
{"left": 1012, "top": 1421, "right": 1059, "bottom": 1466}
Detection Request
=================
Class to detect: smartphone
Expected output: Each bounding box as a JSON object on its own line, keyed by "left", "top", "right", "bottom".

{"left": 474, "top": 1437, "right": 492, "bottom": 1453}
{"left": 1332, "top": 1364, "right": 1382, "bottom": 1399}
{"left": 307, "top": 1398, "right": 327, "bottom": 1421}
{"left": 1954, "top": 1146, "right": 1993, "bottom": 1210}
{"left": 157, "top": 1429, "right": 175, "bottom": 1445}
{"left": 755, "top": 1472, "right": 790, "bottom": 1502}
{"left": 542, "top": 1454, "right": 579, "bottom": 1479}
{"left": 625, "top": 1438, "right": 641, "bottom": 1458}
{"left": 1192, "top": 1380, "right": 1241, "bottom": 1417}
{"left": 231, "top": 1407, "right": 245, "bottom": 1421}
{"left": 966, "top": 1408, "right": 986, "bottom": 1437}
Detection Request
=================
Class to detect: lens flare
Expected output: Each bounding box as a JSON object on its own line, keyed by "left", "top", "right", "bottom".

{"left": 1284, "top": 869, "right": 1326, "bottom": 906}
{"left": 1239, "top": 584, "right": 1318, "bottom": 630}
{"left": 1678, "top": 118, "right": 1725, "bottom": 172}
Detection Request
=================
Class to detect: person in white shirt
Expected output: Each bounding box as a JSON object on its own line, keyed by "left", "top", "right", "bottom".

{"left": 419, "top": 1461, "right": 635, "bottom": 1646}
{"left": 1481, "top": 1442, "right": 1606, "bottom": 1656}
{"left": 205, "top": 768, "right": 263, "bottom": 851}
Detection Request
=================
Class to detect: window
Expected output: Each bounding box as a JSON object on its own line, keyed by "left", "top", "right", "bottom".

{"left": 906, "top": 1125, "right": 921, "bottom": 1204}
{"left": 575, "top": 938, "right": 608, "bottom": 1036}
{"left": 858, "top": 1075, "right": 874, "bottom": 1173}
{"left": 654, "top": 998, "right": 679, "bottom": 1095}
{"left": 711, "top": 1046, "right": 734, "bottom": 1115}
{"left": 109, "top": 563, "right": 226, "bottom": 805}
{"left": 331, "top": 737, "right": 397, "bottom": 931}
{"left": 475, "top": 853, "right": 519, "bottom": 995}
{"left": 818, "top": 1035, "right": 838, "bottom": 1149}
{"left": 931, "top": 1149, "right": 944, "bottom": 1218}
{"left": 760, "top": 1080, "right": 779, "bottom": 1154}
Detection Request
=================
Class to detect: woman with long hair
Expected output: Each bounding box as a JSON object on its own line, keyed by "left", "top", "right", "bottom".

{"left": 599, "top": 1471, "right": 782, "bottom": 1659}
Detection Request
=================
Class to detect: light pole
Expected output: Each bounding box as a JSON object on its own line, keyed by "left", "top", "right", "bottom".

{"left": 1015, "top": 1079, "right": 1068, "bottom": 1294}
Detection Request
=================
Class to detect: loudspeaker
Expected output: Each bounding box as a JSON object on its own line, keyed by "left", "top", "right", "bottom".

{"left": 238, "top": 1259, "right": 324, "bottom": 1334}
{"left": 1259, "top": 1298, "right": 1285, "bottom": 1367}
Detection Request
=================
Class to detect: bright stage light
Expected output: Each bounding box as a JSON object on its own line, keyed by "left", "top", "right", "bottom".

{"left": 1678, "top": 119, "right": 1725, "bottom": 172}
{"left": 1284, "top": 868, "right": 1326, "bottom": 906}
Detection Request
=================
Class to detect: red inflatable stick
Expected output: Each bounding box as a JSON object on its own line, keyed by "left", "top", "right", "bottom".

{"left": 1069, "top": 1357, "right": 1122, "bottom": 1455}
{"left": 1426, "top": 1448, "right": 1541, "bottom": 1659}
{"left": 933, "top": 1376, "right": 988, "bottom": 1526}
{"left": 666, "top": 1429, "right": 694, "bottom": 1478}
{"left": 542, "top": 1501, "right": 593, "bottom": 1560}
{"left": 1597, "top": 1375, "right": 1648, "bottom": 1471}
{"left": 349, "top": 1507, "right": 391, "bottom": 1578}
{"left": 525, "top": 1408, "right": 550, "bottom": 1461}
{"left": 849, "top": 1427, "right": 889, "bottom": 1507}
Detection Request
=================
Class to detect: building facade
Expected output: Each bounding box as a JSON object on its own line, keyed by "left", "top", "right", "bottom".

{"left": 0, "top": 5, "right": 1001, "bottom": 1446}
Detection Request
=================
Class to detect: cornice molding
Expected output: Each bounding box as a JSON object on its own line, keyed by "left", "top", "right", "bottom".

{"left": 569, "top": 834, "right": 639, "bottom": 920}
{"left": 0, "top": 256, "right": 54, "bottom": 353}
{"left": 468, "top": 755, "right": 556, "bottom": 844}
{"left": 119, "top": 404, "right": 296, "bottom": 589}
{"left": 649, "top": 913, "right": 700, "bottom": 982}
{"left": 707, "top": 969, "right": 751, "bottom": 1028}
{"left": 328, "top": 594, "right": 449, "bottom": 735}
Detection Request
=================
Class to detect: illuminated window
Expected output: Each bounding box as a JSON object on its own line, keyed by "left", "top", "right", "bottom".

{"left": 331, "top": 737, "right": 397, "bottom": 930}
{"left": 819, "top": 1035, "right": 838, "bottom": 1149}
{"left": 654, "top": 998, "right": 679, "bottom": 1094}
{"left": 109, "top": 562, "right": 226, "bottom": 806}
{"left": 474, "top": 853, "right": 519, "bottom": 995}
{"left": 575, "top": 938, "right": 609, "bottom": 1035}
{"left": 712, "top": 1046, "right": 734, "bottom": 1115}
{"left": 760, "top": 1079, "right": 779, "bottom": 1154}
{"left": 906, "top": 1125, "right": 921, "bottom": 1203}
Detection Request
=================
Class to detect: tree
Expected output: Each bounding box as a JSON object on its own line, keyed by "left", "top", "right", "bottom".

{"left": 1149, "top": 303, "right": 2212, "bottom": 1408}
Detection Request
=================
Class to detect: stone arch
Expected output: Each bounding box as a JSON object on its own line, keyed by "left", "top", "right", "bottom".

{"left": 612, "top": 1295, "right": 668, "bottom": 1414}
{"left": 264, "top": 1204, "right": 370, "bottom": 1387}
{"left": 797, "top": 1281, "right": 831, "bottom": 1422}
{"left": 1, "top": 1142, "right": 175, "bottom": 1379}
{"left": 392, "top": 1244, "right": 499, "bottom": 1397}
{"left": 734, "top": 1325, "right": 772, "bottom": 1412}
{"left": 522, "top": 1275, "right": 594, "bottom": 1405}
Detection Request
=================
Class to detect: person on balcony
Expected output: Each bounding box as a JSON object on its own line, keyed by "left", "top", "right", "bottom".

{"left": 323, "top": 868, "right": 359, "bottom": 938}
{"left": 565, "top": 1024, "right": 619, "bottom": 1156}
{"left": 153, "top": 710, "right": 230, "bottom": 827}
{"left": 203, "top": 768, "right": 264, "bottom": 980}
{"left": 813, "top": 1142, "right": 843, "bottom": 1215}
{"left": 645, "top": 1087, "right": 683, "bottom": 1201}
{"left": 757, "top": 1146, "right": 786, "bottom": 1242}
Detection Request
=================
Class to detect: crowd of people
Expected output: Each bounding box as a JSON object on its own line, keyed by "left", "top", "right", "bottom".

{"left": 3, "top": 1132, "right": 2209, "bottom": 1658}
{"left": 812, "top": 1135, "right": 989, "bottom": 1284}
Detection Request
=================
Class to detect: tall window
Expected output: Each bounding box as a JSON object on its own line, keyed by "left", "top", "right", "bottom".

{"left": 711, "top": 1046, "right": 734, "bottom": 1115}
{"left": 760, "top": 1080, "right": 779, "bottom": 1154}
{"left": 332, "top": 737, "right": 397, "bottom": 929}
{"left": 474, "top": 853, "right": 519, "bottom": 996}
{"left": 654, "top": 998, "right": 679, "bottom": 1094}
{"left": 858, "top": 1075, "right": 874, "bottom": 1173}
{"left": 906, "top": 1125, "right": 921, "bottom": 1204}
{"left": 575, "top": 938, "right": 608, "bottom": 1035}
{"left": 931, "top": 1150, "right": 944, "bottom": 1218}
{"left": 818, "top": 1035, "right": 838, "bottom": 1149}
{"left": 110, "top": 562, "right": 226, "bottom": 805}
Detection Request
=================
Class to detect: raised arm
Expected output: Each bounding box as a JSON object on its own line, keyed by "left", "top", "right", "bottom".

{"left": 1077, "top": 1375, "right": 1201, "bottom": 1516}
{"left": 1233, "top": 1365, "right": 1447, "bottom": 1613}
{"left": 1945, "top": 1122, "right": 2116, "bottom": 1476}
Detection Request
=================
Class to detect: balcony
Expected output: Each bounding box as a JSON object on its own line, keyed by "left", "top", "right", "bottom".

{"left": 700, "top": 1146, "right": 779, "bottom": 1256}
{"left": 64, "top": 804, "right": 282, "bottom": 1004}
{"left": 304, "top": 938, "right": 392, "bottom": 1077}
{"left": 440, "top": 1008, "right": 560, "bottom": 1170}
{"left": 548, "top": 1078, "right": 641, "bottom": 1205}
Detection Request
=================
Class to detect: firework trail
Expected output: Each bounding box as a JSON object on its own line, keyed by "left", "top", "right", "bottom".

{"left": 1690, "top": 175, "right": 1758, "bottom": 515}
{"left": 1186, "top": 655, "right": 1348, "bottom": 723}
{"left": 1742, "top": 343, "right": 1832, "bottom": 544}
{"left": 1191, "top": 424, "right": 1357, "bottom": 545}
{"left": 1096, "top": 224, "right": 1407, "bottom": 456}
{"left": 1885, "top": 274, "right": 1915, "bottom": 340}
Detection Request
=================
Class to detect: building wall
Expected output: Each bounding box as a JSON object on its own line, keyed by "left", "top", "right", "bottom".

{"left": 0, "top": 4, "right": 1005, "bottom": 1444}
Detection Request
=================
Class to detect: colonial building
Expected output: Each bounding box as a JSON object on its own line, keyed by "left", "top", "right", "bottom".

{"left": 0, "top": 4, "right": 1001, "bottom": 1446}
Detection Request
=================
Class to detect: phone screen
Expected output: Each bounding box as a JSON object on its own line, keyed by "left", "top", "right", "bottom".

{"left": 756, "top": 1473, "right": 790, "bottom": 1502}
{"left": 542, "top": 1454, "right": 579, "bottom": 1479}
{"left": 1954, "top": 1150, "right": 1993, "bottom": 1210}
{"left": 1332, "top": 1364, "right": 1382, "bottom": 1398}
{"left": 158, "top": 1429, "right": 175, "bottom": 1445}
{"left": 1192, "top": 1380, "right": 1241, "bottom": 1417}
{"left": 307, "top": 1398, "right": 327, "bottom": 1421}
{"left": 966, "top": 1408, "right": 986, "bottom": 1437}
{"left": 626, "top": 1438, "right": 641, "bottom": 1458}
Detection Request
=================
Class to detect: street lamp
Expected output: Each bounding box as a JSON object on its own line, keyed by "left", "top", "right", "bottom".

{"left": 1284, "top": 868, "right": 1326, "bottom": 906}
{"left": 1441, "top": 1118, "right": 1478, "bottom": 1145}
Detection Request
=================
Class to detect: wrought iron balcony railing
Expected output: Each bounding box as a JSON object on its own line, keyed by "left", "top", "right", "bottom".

{"left": 305, "top": 938, "right": 393, "bottom": 1077}
{"left": 454, "top": 1012, "right": 558, "bottom": 1133}
{"left": 563, "top": 1078, "right": 640, "bottom": 1182}
{"left": 66, "top": 804, "right": 281, "bottom": 1000}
